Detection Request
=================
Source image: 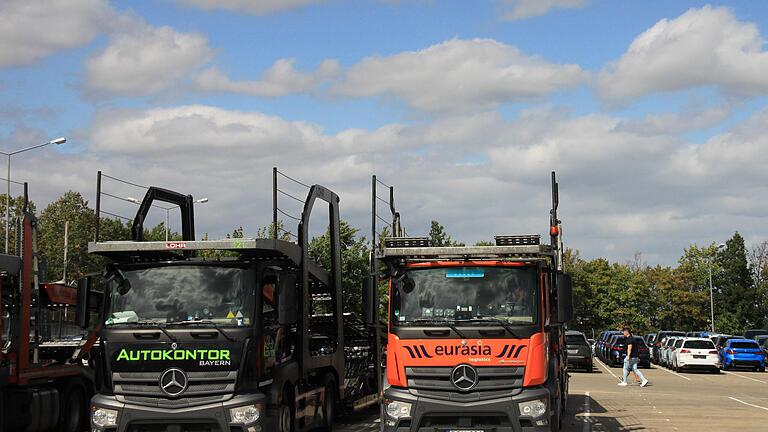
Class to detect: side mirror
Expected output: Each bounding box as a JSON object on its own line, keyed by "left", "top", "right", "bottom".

{"left": 362, "top": 276, "right": 376, "bottom": 326}
{"left": 76, "top": 277, "right": 91, "bottom": 329}
{"left": 556, "top": 272, "right": 574, "bottom": 323}
{"left": 278, "top": 273, "right": 298, "bottom": 326}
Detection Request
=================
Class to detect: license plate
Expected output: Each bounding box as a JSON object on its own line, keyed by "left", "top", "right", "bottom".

{"left": 568, "top": 350, "right": 578, "bottom": 354}
{"left": 693, "top": 355, "right": 706, "bottom": 359}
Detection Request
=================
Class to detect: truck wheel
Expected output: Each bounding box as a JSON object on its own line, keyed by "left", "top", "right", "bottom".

{"left": 0, "top": 392, "right": 4, "bottom": 432}
{"left": 322, "top": 375, "right": 337, "bottom": 431}
{"left": 59, "top": 383, "right": 86, "bottom": 432}
{"left": 549, "top": 407, "right": 561, "bottom": 432}
{"left": 278, "top": 386, "right": 295, "bottom": 432}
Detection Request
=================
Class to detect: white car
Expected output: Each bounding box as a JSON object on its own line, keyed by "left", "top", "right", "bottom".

{"left": 662, "top": 337, "right": 681, "bottom": 368}
{"left": 659, "top": 337, "right": 673, "bottom": 367}
{"left": 671, "top": 337, "right": 720, "bottom": 373}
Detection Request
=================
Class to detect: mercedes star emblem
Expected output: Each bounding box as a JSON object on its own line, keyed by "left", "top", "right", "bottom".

{"left": 159, "top": 368, "right": 188, "bottom": 397}
{"left": 451, "top": 364, "right": 479, "bottom": 391}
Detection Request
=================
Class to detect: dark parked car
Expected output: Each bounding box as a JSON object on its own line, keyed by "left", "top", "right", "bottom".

{"left": 605, "top": 335, "right": 651, "bottom": 368}
{"left": 644, "top": 333, "right": 656, "bottom": 346}
{"left": 566, "top": 331, "right": 593, "bottom": 372}
{"left": 652, "top": 331, "right": 685, "bottom": 364}
{"left": 714, "top": 335, "right": 738, "bottom": 352}
{"left": 596, "top": 330, "right": 622, "bottom": 363}
{"left": 744, "top": 329, "right": 768, "bottom": 340}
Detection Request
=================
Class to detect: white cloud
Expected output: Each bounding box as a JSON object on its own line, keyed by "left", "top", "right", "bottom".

{"left": 598, "top": 6, "right": 768, "bottom": 103}
{"left": 13, "top": 103, "right": 768, "bottom": 265}
{"left": 0, "top": 0, "right": 111, "bottom": 67}
{"left": 332, "top": 38, "right": 588, "bottom": 112}
{"left": 499, "top": 0, "right": 587, "bottom": 20}
{"left": 174, "top": 0, "right": 326, "bottom": 15}
{"left": 193, "top": 59, "right": 340, "bottom": 97}
{"left": 85, "top": 24, "right": 213, "bottom": 97}
{"left": 616, "top": 104, "right": 732, "bottom": 136}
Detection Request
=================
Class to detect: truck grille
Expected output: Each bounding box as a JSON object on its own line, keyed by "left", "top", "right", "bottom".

{"left": 405, "top": 366, "right": 524, "bottom": 392}
{"left": 113, "top": 370, "right": 237, "bottom": 408}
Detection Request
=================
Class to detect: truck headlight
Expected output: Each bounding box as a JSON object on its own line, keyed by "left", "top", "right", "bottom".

{"left": 518, "top": 398, "right": 548, "bottom": 418}
{"left": 384, "top": 399, "right": 412, "bottom": 419}
{"left": 229, "top": 404, "right": 261, "bottom": 425}
{"left": 92, "top": 406, "right": 119, "bottom": 428}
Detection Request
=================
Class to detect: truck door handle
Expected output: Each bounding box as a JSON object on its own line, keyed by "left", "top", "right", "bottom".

{"left": 423, "top": 330, "right": 450, "bottom": 337}
{"left": 133, "top": 332, "right": 160, "bottom": 339}
{"left": 191, "top": 331, "right": 219, "bottom": 339}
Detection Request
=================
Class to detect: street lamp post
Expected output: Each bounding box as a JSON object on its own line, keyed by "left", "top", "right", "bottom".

{"left": 0, "top": 137, "right": 66, "bottom": 253}
{"left": 708, "top": 243, "right": 726, "bottom": 333}
{"left": 127, "top": 196, "right": 208, "bottom": 241}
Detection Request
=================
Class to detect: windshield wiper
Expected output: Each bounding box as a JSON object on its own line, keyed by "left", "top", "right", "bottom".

{"left": 411, "top": 318, "right": 468, "bottom": 339}
{"left": 165, "top": 320, "right": 235, "bottom": 342}
{"left": 456, "top": 318, "right": 522, "bottom": 339}
{"left": 109, "top": 320, "right": 178, "bottom": 343}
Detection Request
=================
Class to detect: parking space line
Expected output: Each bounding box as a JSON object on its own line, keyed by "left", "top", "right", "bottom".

{"left": 728, "top": 397, "right": 768, "bottom": 412}
{"left": 655, "top": 365, "right": 691, "bottom": 381}
{"left": 722, "top": 371, "right": 768, "bottom": 384}
{"left": 595, "top": 358, "right": 618, "bottom": 379}
{"left": 583, "top": 392, "right": 591, "bottom": 432}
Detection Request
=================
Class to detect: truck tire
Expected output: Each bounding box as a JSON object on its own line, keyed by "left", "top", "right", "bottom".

{"left": 277, "top": 385, "right": 295, "bottom": 432}
{"left": 322, "top": 375, "right": 337, "bottom": 431}
{"left": 58, "top": 382, "right": 86, "bottom": 432}
{"left": 0, "top": 391, "right": 4, "bottom": 432}
{"left": 549, "top": 404, "right": 561, "bottom": 432}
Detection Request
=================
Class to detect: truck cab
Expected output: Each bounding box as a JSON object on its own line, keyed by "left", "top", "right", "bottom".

{"left": 370, "top": 173, "right": 573, "bottom": 432}
{"left": 82, "top": 180, "right": 380, "bottom": 432}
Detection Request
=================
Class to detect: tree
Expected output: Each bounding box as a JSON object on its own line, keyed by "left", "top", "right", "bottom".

{"left": 256, "top": 220, "right": 291, "bottom": 241}
{"left": 309, "top": 220, "right": 370, "bottom": 315}
{"left": 38, "top": 191, "right": 98, "bottom": 281}
{"left": 474, "top": 240, "right": 494, "bottom": 246}
{"left": 749, "top": 240, "right": 768, "bottom": 328}
{"left": 98, "top": 217, "right": 131, "bottom": 241}
{"left": 0, "top": 194, "right": 37, "bottom": 256}
{"left": 714, "top": 232, "right": 758, "bottom": 332}
{"left": 428, "top": 220, "right": 464, "bottom": 246}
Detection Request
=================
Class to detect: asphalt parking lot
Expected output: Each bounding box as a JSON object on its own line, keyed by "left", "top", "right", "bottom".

{"left": 334, "top": 360, "right": 768, "bottom": 431}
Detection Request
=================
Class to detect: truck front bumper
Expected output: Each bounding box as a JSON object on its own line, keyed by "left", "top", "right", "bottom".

{"left": 382, "top": 386, "right": 552, "bottom": 432}
{"left": 90, "top": 393, "right": 267, "bottom": 432}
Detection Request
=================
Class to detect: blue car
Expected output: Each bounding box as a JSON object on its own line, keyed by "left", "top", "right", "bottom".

{"left": 720, "top": 339, "right": 766, "bottom": 372}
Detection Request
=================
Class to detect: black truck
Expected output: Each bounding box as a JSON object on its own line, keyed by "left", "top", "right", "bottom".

{"left": 77, "top": 178, "right": 380, "bottom": 432}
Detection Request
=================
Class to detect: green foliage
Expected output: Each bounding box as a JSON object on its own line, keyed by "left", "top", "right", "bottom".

{"left": 428, "top": 220, "right": 464, "bottom": 246}
{"left": 256, "top": 220, "right": 291, "bottom": 241}
{"left": 0, "top": 194, "right": 37, "bottom": 256}
{"left": 309, "top": 220, "right": 370, "bottom": 315}
{"left": 99, "top": 217, "right": 131, "bottom": 241}
{"left": 38, "top": 191, "right": 99, "bottom": 281}
{"left": 714, "top": 232, "right": 760, "bottom": 332}
{"left": 474, "top": 240, "right": 494, "bottom": 246}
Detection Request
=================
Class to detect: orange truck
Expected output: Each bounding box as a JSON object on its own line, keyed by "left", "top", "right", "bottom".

{"left": 363, "top": 172, "right": 574, "bottom": 432}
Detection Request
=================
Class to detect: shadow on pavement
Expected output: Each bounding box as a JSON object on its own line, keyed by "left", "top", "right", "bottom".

{"left": 562, "top": 393, "right": 646, "bottom": 432}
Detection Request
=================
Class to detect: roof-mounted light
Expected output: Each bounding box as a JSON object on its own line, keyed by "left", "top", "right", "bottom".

{"left": 384, "top": 237, "right": 430, "bottom": 248}
{"left": 494, "top": 235, "right": 540, "bottom": 246}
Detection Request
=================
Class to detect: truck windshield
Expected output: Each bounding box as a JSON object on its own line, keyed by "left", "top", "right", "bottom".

{"left": 105, "top": 265, "right": 255, "bottom": 327}
{"left": 392, "top": 266, "right": 538, "bottom": 326}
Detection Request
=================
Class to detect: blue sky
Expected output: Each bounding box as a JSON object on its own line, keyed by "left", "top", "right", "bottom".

{"left": 2, "top": 0, "right": 768, "bottom": 264}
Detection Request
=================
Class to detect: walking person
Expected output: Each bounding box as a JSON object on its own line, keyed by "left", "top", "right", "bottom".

{"left": 618, "top": 327, "right": 649, "bottom": 387}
